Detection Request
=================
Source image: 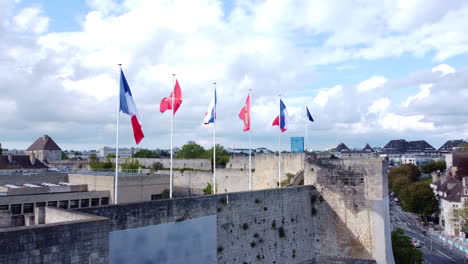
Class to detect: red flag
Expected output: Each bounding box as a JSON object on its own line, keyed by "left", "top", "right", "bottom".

{"left": 160, "top": 79, "right": 182, "bottom": 115}
{"left": 238, "top": 95, "right": 250, "bottom": 131}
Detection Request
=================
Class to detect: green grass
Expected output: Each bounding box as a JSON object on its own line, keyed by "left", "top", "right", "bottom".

{"left": 420, "top": 177, "right": 432, "bottom": 184}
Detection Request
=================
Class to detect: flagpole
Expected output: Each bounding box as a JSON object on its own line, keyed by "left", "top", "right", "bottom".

{"left": 213, "top": 82, "right": 217, "bottom": 194}
{"left": 305, "top": 106, "right": 308, "bottom": 152}
{"left": 248, "top": 88, "right": 252, "bottom": 191}
{"left": 170, "top": 74, "right": 175, "bottom": 199}
{"left": 114, "top": 64, "right": 121, "bottom": 204}
{"left": 278, "top": 95, "right": 281, "bottom": 188}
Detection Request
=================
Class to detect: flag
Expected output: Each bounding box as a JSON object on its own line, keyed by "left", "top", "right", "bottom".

{"left": 160, "top": 79, "right": 182, "bottom": 115}
{"left": 119, "top": 69, "right": 144, "bottom": 144}
{"left": 306, "top": 106, "right": 314, "bottom": 122}
{"left": 272, "top": 99, "right": 288, "bottom": 132}
{"left": 203, "top": 88, "right": 217, "bottom": 124}
{"left": 238, "top": 94, "right": 250, "bottom": 131}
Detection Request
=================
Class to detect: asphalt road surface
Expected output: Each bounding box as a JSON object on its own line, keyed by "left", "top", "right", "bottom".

{"left": 390, "top": 201, "right": 468, "bottom": 264}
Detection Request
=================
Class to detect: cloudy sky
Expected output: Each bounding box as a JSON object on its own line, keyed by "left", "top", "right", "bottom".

{"left": 1, "top": 0, "right": 468, "bottom": 151}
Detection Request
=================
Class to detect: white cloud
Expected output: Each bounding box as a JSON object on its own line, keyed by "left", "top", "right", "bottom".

{"left": 403, "top": 83, "right": 432, "bottom": 107}
{"left": 13, "top": 7, "right": 49, "bottom": 34}
{"left": 313, "top": 85, "right": 342, "bottom": 107}
{"left": 379, "top": 113, "right": 435, "bottom": 131}
{"left": 432, "top": 64, "right": 456, "bottom": 76}
{"left": 368, "top": 98, "right": 391, "bottom": 114}
{"left": 357, "top": 76, "right": 387, "bottom": 92}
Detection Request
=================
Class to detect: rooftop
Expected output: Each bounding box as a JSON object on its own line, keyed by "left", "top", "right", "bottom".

{"left": 26, "top": 135, "right": 61, "bottom": 151}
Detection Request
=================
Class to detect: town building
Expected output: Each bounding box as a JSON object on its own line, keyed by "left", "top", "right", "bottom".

{"left": 0, "top": 154, "right": 48, "bottom": 173}
{"left": 331, "top": 143, "right": 379, "bottom": 159}
{"left": 98, "top": 146, "right": 137, "bottom": 158}
{"left": 439, "top": 140, "right": 467, "bottom": 153}
{"left": 25, "top": 135, "right": 62, "bottom": 162}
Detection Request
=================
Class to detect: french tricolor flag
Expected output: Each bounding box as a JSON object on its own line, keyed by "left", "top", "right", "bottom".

{"left": 272, "top": 99, "right": 288, "bottom": 132}
{"left": 119, "top": 69, "right": 144, "bottom": 144}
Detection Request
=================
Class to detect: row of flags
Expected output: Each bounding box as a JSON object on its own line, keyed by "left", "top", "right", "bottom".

{"left": 119, "top": 69, "right": 315, "bottom": 145}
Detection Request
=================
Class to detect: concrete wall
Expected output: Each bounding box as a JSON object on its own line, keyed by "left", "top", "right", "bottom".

{"left": 0, "top": 173, "right": 68, "bottom": 185}
{"left": 68, "top": 173, "right": 170, "bottom": 203}
{"left": 0, "top": 209, "right": 109, "bottom": 264}
{"left": 226, "top": 155, "right": 255, "bottom": 170}
{"left": 103, "top": 157, "right": 212, "bottom": 170}
{"left": 304, "top": 158, "right": 394, "bottom": 264}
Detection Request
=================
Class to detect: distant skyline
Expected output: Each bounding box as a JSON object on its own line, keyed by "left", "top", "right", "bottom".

{"left": 1, "top": 0, "right": 468, "bottom": 151}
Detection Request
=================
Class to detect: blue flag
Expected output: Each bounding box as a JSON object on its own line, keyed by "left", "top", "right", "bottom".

{"left": 306, "top": 106, "right": 314, "bottom": 122}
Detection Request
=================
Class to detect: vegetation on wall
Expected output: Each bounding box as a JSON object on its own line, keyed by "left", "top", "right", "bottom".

{"left": 61, "top": 151, "right": 69, "bottom": 160}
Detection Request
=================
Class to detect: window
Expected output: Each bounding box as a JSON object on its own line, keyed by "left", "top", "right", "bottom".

{"left": 70, "top": 200, "right": 79, "bottom": 209}
{"left": 91, "top": 198, "right": 100, "bottom": 207}
{"left": 35, "top": 202, "right": 46, "bottom": 208}
{"left": 47, "top": 201, "right": 57, "bottom": 207}
{"left": 80, "top": 199, "right": 89, "bottom": 208}
{"left": 0, "top": 205, "right": 8, "bottom": 211}
{"left": 101, "top": 197, "right": 109, "bottom": 206}
{"left": 59, "top": 200, "right": 69, "bottom": 209}
{"left": 11, "top": 204, "right": 22, "bottom": 215}
{"left": 23, "top": 203, "right": 34, "bottom": 214}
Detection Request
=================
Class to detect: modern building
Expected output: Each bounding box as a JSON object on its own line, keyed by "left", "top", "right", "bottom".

{"left": 25, "top": 135, "right": 62, "bottom": 162}
{"left": 439, "top": 140, "right": 467, "bottom": 153}
{"left": 98, "top": 147, "right": 137, "bottom": 158}
{"left": 291, "top": 137, "right": 304, "bottom": 153}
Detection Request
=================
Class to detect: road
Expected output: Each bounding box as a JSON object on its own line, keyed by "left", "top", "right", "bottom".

{"left": 390, "top": 200, "right": 468, "bottom": 264}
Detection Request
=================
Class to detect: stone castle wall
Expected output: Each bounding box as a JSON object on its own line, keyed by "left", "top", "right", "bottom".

{"left": 304, "top": 158, "right": 394, "bottom": 264}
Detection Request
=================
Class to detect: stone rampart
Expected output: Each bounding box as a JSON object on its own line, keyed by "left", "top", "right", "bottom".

{"left": 304, "top": 158, "right": 394, "bottom": 264}
{"left": 0, "top": 209, "right": 109, "bottom": 264}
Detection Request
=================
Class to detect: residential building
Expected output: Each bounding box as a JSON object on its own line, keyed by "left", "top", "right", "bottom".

{"left": 331, "top": 143, "right": 378, "bottom": 159}
{"left": 98, "top": 146, "right": 137, "bottom": 158}
{"left": 439, "top": 140, "right": 467, "bottom": 153}
{"left": 0, "top": 154, "right": 48, "bottom": 173}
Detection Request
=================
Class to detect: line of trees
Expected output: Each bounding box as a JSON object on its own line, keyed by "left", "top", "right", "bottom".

{"left": 175, "top": 142, "right": 230, "bottom": 168}
{"left": 388, "top": 164, "right": 437, "bottom": 223}
{"left": 421, "top": 160, "right": 446, "bottom": 174}
{"left": 391, "top": 228, "right": 423, "bottom": 263}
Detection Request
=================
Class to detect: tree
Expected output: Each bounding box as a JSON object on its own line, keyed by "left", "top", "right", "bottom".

{"left": 204, "top": 144, "right": 230, "bottom": 168}
{"left": 151, "top": 162, "right": 163, "bottom": 171}
{"left": 176, "top": 142, "right": 206, "bottom": 159}
{"left": 61, "top": 151, "right": 69, "bottom": 160}
{"left": 133, "top": 149, "right": 157, "bottom": 158}
{"left": 400, "top": 182, "right": 437, "bottom": 222}
{"left": 0, "top": 143, "right": 3, "bottom": 155}
{"left": 391, "top": 228, "right": 423, "bottom": 264}
{"left": 106, "top": 153, "right": 116, "bottom": 158}
{"left": 421, "top": 161, "right": 446, "bottom": 173}
{"left": 452, "top": 205, "right": 468, "bottom": 232}
{"left": 389, "top": 175, "right": 411, "bottom": 196}
{"left": 389, "top": 164, "right": 421, "bottom": 182}
{"left": 121, "top": 159, "right": 140, "bottom": 171}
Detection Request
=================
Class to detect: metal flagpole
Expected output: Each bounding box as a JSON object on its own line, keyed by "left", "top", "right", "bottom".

{"left": 170, "top": 74, "right": 175, "bottom": 199}
{"left": 278, "top": 95, "right": 281, "bottom": 188}
{"left": 248, "top": 88, "right": 252, "bottom": 191}
{"left": 305, "top": 106, "right": 308, "bottom": 152}
{"left": 213, "top": 82, "right": 217, "bottom": 194}
{"left": 114, "top": 64, "right": 121, "bottom": 204}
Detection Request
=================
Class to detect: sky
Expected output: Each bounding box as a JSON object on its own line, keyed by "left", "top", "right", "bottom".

{"left": 1, "top": 0, "right": 468, "bottom": 151}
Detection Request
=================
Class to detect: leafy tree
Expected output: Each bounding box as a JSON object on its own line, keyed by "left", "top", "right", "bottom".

{"left": 421, "top": 161, "right": 446, "bottom": 173}
{"left": 176, "top": 142, "right": 206, "bottom": 159}
{"left": 154, "top": 149, "right": 170, "bottom": 158}
{"left": 133, "top": 149, "right": 157, "bottom": 158}
{"left": 121, "top": 159, "right": 140, "bottom": 171}
{"left": 61, "top": 151, "right": 69, "bottom": 160}
{"left": 452, "top": 205, "right": 468, "bottom": 231}
{"left": 389, "top": 175, "right": 411, "bottom": 196}
{"left": 89, "top": 154, "right": 98, "bottom": 162}
{"left": 204, "top": 144, "right": 230, "bottom": 168}
{"left": 0, "top": 143, "right": 2, "bottom": 155}
{"left": 400, "top": 182, "right": 437, "bottom": 222}
{"left": 106, "top": 153, "right": 116, "bottom": 158}
{"left": 89, "top": 157, "right": 114, "bottom": 171}
{"left": 391, "top": 228, "right": 423, "bottom": 264}
{"left": 389, "top": 164, "right": 421, "bottom": 182}
{"left": 151, "top": 162, "right": 163, "bottom": 171}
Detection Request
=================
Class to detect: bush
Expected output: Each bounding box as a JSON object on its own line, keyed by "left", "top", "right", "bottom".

{"left": 203, "top": 183, "right": 213, "bottom": 195}
{"left": 421, "top": 161, "right": 446, "bottom": 174}
{"left": 151, "top": 162, "right": 163, "bottom": 171}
